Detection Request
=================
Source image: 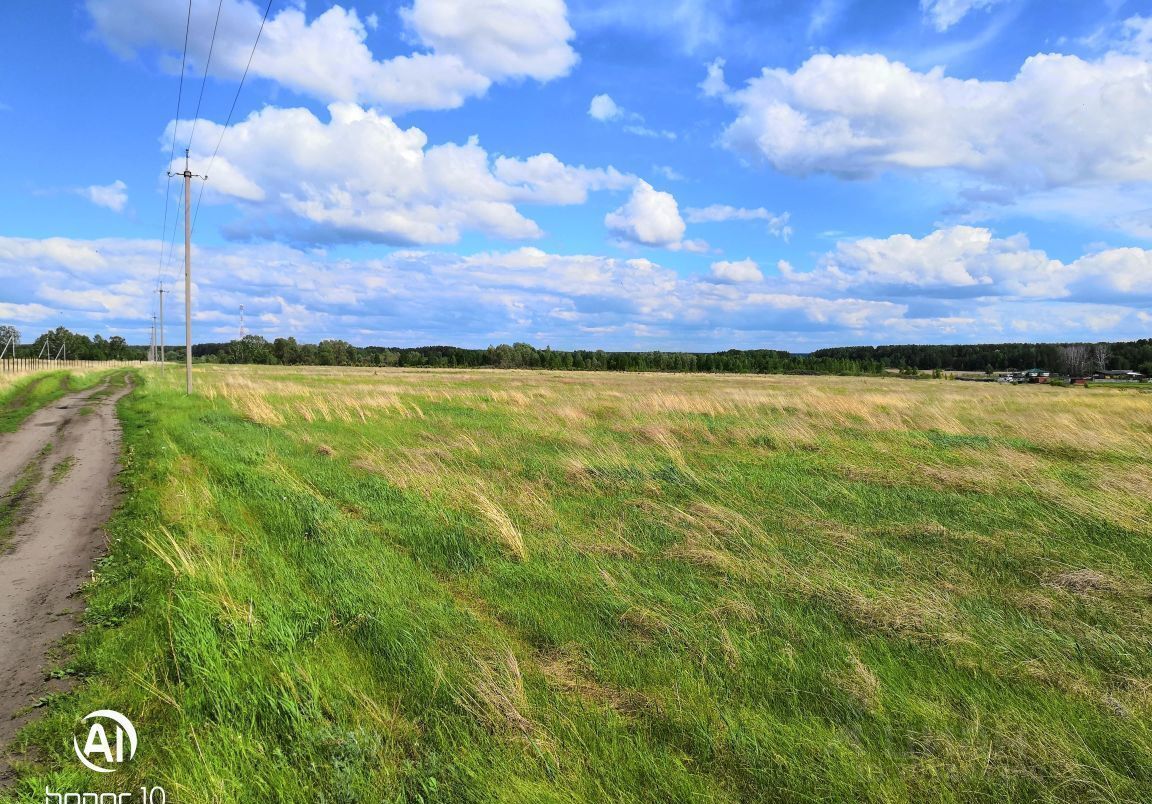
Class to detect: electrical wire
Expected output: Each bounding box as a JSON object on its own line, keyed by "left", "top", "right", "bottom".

{"left": 191, "top": 0, "right": 275, "bottom": 235}
{"left": 187, "top": 0, "right": 226, "bottom": 151}
{"left": 154, "top": 0, "right": 196, "bottom": 316}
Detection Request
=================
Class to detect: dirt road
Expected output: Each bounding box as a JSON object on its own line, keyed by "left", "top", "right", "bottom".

{"left": 0, "top": 376, "right": 133, "bottom": 751}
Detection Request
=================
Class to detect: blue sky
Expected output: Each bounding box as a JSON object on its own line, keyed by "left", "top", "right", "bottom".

{"left": 2, "top": 0, "right": 1151, "bottom": 350}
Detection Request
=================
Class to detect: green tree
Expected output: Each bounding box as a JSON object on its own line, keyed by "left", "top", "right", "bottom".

{"left": 108, "top": 335, "right": 128, "bottom": 359}
{"left": 0, "top": 324, "right": 19, "bottom": 354}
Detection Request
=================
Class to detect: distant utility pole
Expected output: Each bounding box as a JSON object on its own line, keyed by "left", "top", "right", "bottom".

{"left": 149, "top": 316, "right": 157, "bottom": 362}
{"left": 169, "top": 149, "right": 205, "bottom": 394}
{"left": 0, "top": 336, "right": 13, "bottom": 359}
{"left": 38, "top": 339, "right": 51, "bottom": 359}
{"left": 239, "top": 304, "right": 245, "bottom": 340}
{"left": 157, "top": 284, "right": 166, "bottom": 365}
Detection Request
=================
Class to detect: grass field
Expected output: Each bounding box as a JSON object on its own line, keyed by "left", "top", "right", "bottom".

{"left": 7, "top": 366, "right": 1152, "bottom": 802}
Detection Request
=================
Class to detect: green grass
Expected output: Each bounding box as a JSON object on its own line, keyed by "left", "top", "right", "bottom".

{"left": 5, "top": 367, "right": 1152, "bottom": 802}
{"left": 49, "top": 456, "right": 75, "bottom": 483}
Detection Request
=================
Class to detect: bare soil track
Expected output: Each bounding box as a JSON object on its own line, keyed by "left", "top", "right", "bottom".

{"left": 0, "top": 375, "right": 133, "bottom": 760}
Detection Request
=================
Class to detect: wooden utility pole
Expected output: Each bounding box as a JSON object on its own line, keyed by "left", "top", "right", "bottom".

{"left": 170, "top": 149, "right": 204, "bottom": 393}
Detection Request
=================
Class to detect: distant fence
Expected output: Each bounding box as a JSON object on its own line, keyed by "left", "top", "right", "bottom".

{"left": 0, "top": 358, "right": 146, "bottom": 374}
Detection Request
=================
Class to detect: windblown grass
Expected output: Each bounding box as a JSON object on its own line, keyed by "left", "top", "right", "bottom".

{"left": 7, "top": 365, "right": 1151, "bottom": 802}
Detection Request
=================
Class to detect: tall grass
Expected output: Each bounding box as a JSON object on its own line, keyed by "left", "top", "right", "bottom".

{"left": 7, "top": 366, "right": 1151, "bottom": 802}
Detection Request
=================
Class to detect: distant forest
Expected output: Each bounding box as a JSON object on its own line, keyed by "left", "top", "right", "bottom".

{"left": 193, "top": 338, "right": 881, "bottom": 375}
{"left": 4, "top": 325, "right": 1151, "bottom": 376}
{"left": 811, "top": 340, "right": 1152, "bottom": 375}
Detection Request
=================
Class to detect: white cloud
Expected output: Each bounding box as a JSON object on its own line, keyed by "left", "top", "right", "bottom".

{"left": 1116, "top": 15, "right": 1152, "bottom": 59}
{"left": 588, "top": 94, "right": 675, "bottom": 139}
{"left": 653, "top": 165, "right": 685, "bottom": 181}
{"left": 685, "top": 205, "right": 792, "bottom": 240}
{"left": 920, "top": 0, "right": 1007, "bottom": 32}
{"left": 170, "top": 104, "right": 629, "bottom": 245}
{"left": 79, "top": 180, "right": 128, "bottom": 213}
{"left": 400, "top": 0, "right": 577, "bottom": 80}
{"left": 622, "top": 124, "right": 677, "bottom": 140}
{"left": 0, "top": 235, "right": 911, "bottom": 348}
{"left": 588, "top": 93, "right": 622, "bottom": 121}
{"left": 605, "top": 181, "right": 687, "bottom": 248}
{"left": 4, "top": 234, "right": 1151, "bottom": 349}
{"left": 785, "top": 225, "right": 1152, "bottom": 305}
{"left": 0, "top": 237, "right": 108, "bottom": 271}
{"left": 573, "top": 0, "right": 730, "bottom": 55}
{"left": 86, "top": 0, "right": 576, "bottom": 112}
{"left": 493, "top": 153, "right": 632, "bottom": 204}
{"left": 699, "top": 58, "right": 729, "bottom": 97}
{"left": 0, "top": 302, "right": 55, "bottom": 323}
{"left": 1085, "top": 15, "right": 1152, "bottom": 60}
{"left": 709, "top": 259, "right": 763, "bottom": 283}
{"left": 720, "top": 51, "right": 1152, "bottom": 198}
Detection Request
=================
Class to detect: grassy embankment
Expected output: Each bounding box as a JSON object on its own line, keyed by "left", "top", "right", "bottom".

{"left": 6, "top": 366, "right": 1152, "bottom": 802}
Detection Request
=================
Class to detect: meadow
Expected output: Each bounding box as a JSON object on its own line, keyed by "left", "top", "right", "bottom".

{"left": 7, "top": 366, "right": 1152, "bottom": 802}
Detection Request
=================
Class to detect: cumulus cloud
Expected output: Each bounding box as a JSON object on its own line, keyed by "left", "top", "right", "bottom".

{"left": 0, "top": 301, "right": 55, "bottom": 323}
{"left": 0, "top": 235, "right": 911, "bottom": 348}
{"left": 4, "top": 234, "right": 1151, "bottom": 348}
{"left": 685, "top": 204, "right": 792, "bottom": 240}
{"left": 86, "top": 0, "right": 577, "bottom": 112}
{"left": 605, "top": 181, "right": 687, "bottom": 248}
{"left": 920, "top": 0, "right": 1007, "bottom": 32}
{"left": 79, "top": 180, "right": 128, "bottom": 212}
{"left": 699, "top": 57, "right": 729, "bottom": 97}
{"left": 588, "top": 93, "right": 622, "bottom": 121}
{"left": 719, "top": 51, "right": 1152, "bottom": 201}
{"left": 785, "top": 225, "right": 1152, "bottom": 305}
{"left": 709, "top": 259, "right": 763, "bottom": 283}
{"left": 169, "top": 104, "right": 630, "bottom": 245}
{"left": 587, "top": 93, "right": 675, "bottom": 139}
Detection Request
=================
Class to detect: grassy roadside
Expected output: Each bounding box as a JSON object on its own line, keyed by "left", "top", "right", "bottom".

{"left": 0, "top": 370, "right": 118, "bottom": 433}
{"left": 5, "top": 367, "right": 1152, "bottom": 802}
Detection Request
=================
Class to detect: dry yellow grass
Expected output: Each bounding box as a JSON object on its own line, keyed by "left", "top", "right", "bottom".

{"left": 147, "top": 365, "right": 1152, "bottom": 543}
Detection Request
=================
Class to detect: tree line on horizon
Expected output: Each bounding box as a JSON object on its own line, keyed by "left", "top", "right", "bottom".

{"left": 198, "top": 336, "right": 882, "bottom": 375}
{"left": 3, "top": 326, "right": 1150, "bottom": 377}
{"left": 811, "top": 340, "right": 1152, "bottom": 376}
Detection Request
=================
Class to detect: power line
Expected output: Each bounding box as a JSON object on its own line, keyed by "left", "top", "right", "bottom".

{"left": 154, "top": 0, "right": 196, "bottom": 313}
{"left": 191, "top": 0, "right": 275, "bottom": 235}
{"left": 187, "top": 0, "right": 227, "bottom": 151}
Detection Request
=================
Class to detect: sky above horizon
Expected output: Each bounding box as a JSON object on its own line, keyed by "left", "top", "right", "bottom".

{"left": 2, "top": 0, "right": 1152, "bottom": 351}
